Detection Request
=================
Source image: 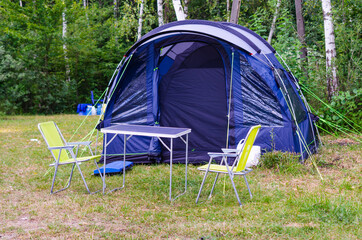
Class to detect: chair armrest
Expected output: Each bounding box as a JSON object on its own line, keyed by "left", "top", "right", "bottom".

{"left": 48, "top": 146, "right": 74, "bottom": 150}
{"left": 207, "top": 152, "right": 225, "bottom": 157}
{"left": 221, "top": 148, "right": 238, "bottom": 153}
{"left": 208, "top": 152, "right": 238, "bottom": 157}
{"left": 66, "top": 141, "right": 92, "bottom": 146}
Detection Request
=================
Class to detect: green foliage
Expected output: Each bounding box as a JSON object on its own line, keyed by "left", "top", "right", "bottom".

{"left": 318, "top": 88, "right": 362, "bottom": 131}
{"left": 188, "top": 0, "right": 228, "bottom": 21}
{"left": 259, "top": 151, "right": 305, "bottom": 174}
{"left": 0, "top": 0, "right": 360, "bottom": 124}
{"left": 0, "top": 0, "right": 137, "bottom": 114}
{"left": 247, "top": 7, "right": 270, "bottom": 38}
{"left": 333, "top": 0, "right": 362, "bottom": 91}
{"left": 0, "top": 46, "right": 27, "bottom": 115}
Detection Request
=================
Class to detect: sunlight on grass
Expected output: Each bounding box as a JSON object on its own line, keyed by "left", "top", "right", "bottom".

{"left": 0, "top": 115, "right": 360, "bottom": 239}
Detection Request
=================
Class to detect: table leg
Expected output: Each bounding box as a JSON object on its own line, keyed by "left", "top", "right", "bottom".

{"left": 169, "top": 138, "right": 173, "bottom": 201}
{"left": 123, "top": 134, "right": 126, "bottom": 188}
{"left": 185, "top": 133, "right": 188, "bottom": 191}
{"left": 103, "top": 133, "right": 107, "bottom": 195}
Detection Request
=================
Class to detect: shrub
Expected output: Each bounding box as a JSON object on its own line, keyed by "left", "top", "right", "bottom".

{"left": 318, "top": 88, "right": 362, "bottom": 132}
{"left": 259, "top": 151, "right": 305, "bottom": 174}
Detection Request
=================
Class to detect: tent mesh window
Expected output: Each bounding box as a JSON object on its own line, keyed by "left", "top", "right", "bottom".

{"left": 239, "top": 55, "right": 283, "bottom": 127}
{"left": 274, "top": 68, "right": 307, "bottom": 123}
{"left": 111, "top": 51, "right": 148, "bottom": 125}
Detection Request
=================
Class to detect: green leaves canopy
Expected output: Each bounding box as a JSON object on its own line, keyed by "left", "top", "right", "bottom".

{"left": 0, "top": 0, "right": 360, "bottom": 117}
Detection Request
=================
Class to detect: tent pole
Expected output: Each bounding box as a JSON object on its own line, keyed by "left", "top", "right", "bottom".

{"left": 225, "top": 50, "right": 235, "bottom": 149}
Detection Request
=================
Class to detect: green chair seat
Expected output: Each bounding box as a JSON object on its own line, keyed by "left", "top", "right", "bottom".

{"left": 50, "top": 154, "right": 101, "bottom": 166}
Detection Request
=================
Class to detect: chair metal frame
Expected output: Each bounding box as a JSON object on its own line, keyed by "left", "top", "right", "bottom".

{"left": 38, "top": 121, "right": 103, "bottom": 194}
{"left": 196, "top": 125, "right": 261, "bottom": 206}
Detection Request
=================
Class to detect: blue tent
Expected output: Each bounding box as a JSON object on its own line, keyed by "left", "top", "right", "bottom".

{"left": 100, "top": 20, "right": 319, "bottom": 164}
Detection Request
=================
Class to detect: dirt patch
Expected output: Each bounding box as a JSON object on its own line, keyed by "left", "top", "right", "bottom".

{"left": 279, "top": 176, "right": 326, "bottom": 194}
{"left": 0, "top": 128, "right": 20, "bottom": 133}
{"left": 284, "top": 222, "right": 303, "bottom": 228}
{"left": 327, "top": 138, "right": 360, "bottom": 146}
{"left": 284, "top": 222, "right": 318, "bottom": 228}
{"left": 4, "top": 215, "right": 47, "bottom": 231}
{"left": 314, "top": 143, "right": 361, "bottom": 170}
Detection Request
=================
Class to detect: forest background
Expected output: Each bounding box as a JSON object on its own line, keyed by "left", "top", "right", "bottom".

{"left": 0, "top": 0, "right": 360, "bottom": 131}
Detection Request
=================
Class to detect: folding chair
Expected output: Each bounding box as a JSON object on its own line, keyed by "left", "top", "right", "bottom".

{"left": 38, "top": 121, "right": 102, "bottom": 194}
{"left": 196, "top": 125, "right": 261, "bottom": 206}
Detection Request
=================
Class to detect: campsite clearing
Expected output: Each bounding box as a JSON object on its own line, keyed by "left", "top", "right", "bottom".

{"left": 0, "top": 115, "right": 360, "bottom": 239}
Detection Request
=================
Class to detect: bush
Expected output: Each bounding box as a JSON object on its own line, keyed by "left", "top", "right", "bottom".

{"left": 318, "top": 88, "right": 362, "bottom": 132}
{"left": 259, "top": 151, "right": 306, "bottom": 174}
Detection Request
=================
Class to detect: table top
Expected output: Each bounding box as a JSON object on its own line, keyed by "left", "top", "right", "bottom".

{"left": 101, "top": 124, "right": 191, "bottom": 138}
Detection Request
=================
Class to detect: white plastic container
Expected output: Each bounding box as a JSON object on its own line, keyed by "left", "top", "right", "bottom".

{"left": 245, "top": 146, "right": 261, "bottom": 168}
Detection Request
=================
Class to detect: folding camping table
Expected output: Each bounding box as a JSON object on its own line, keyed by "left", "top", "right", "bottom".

{"left": 101, "top": 124, "right": 191, "bottom": 201}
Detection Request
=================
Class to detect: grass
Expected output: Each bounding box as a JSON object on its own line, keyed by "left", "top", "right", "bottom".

{"left": 0, "top": 115, "right": 361, "bottom": 239}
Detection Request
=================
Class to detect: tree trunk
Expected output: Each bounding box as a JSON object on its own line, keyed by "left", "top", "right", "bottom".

{"left": 113, "top": 0, "right": 119, "bottom": 20}
{"left": 267, "top": 0, "right": 281, "bottom": 44}
{"left": 230, "top": 0, "right": 241, "bottom": 24}
{"left": 295, "top": 0, "right": 308, "bottom": 79}
{"left": 321, "top": 0, "right": 338, "bottom": 100}
{"left": 114, "top": 0, "right": 119, "bottom": 42}
{"left": 183, "top": 0, "right": 188, "bottom": 18}
{"left": 226, "top": 0, "right": 230, "bottom": 21}
{"left": 84, "top": 0, "right": 89, "bottom": 23}
{"left": 172, "top": 0, "right": 186, "bottom": 21}
{"left": 157, "top": 0, "right": 164, "bottom": 26}
{"left": 137, "top": 0, "right": 144, "bottom": 40}
{"left": 19, "top": 0, "right": 22, "bottom": 7}
{"left": 62, "top": 4, "right": 70, "bottom": 82}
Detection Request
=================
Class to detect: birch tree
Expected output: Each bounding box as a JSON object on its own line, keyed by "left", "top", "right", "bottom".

{"left": 114, "top": 0, "right": 119, "bottom": 42}
{"left": 267, "top": 0, "right": 281, "bottom": 44}
{"left": 62, "top": 2, "right": 70, "bottom": 82}
{"left": 172, "top": 0, "right": 186, "bottom": 21}
{"left": 230, "top": 0, "right": 241, "bottom": 24}
{"left": 157, "top": 0, "right": 164, "bottom": 26}
{"left": 19, "top": 0, "right": 22, "bottom": 7}
{"left": 83, "top": 0, "right": 89, "bottom": 23}
{"left": 137, "top": 0, "right": 144, "bottom": 40}
{"left": 321, "top": 0, "right": 339, "bottom": 99}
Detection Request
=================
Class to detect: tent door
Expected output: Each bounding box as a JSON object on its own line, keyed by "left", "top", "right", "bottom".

{"left": 158, "top": 43, "right": 228, "bottom": 163}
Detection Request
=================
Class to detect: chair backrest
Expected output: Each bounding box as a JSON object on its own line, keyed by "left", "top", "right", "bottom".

{"left": 38, "top": 121, "right": 69, "bottom": 162}
{"left": 235, "top": 125, "right": 261, "bottom": 172}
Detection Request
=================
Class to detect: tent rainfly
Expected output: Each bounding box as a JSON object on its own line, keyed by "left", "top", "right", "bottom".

{"left": 99, "top": 20, "right": 320, "bottom": 164}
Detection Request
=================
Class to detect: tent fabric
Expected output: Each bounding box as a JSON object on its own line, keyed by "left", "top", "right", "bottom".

{"left": 126, "top": 20, "right": 262, "bottom": 55}
{"left": 220, "top": 22, "right": 276, "bottom": 54}
{"left": 100, "top": 20, "right": 319, "bottom": 165}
